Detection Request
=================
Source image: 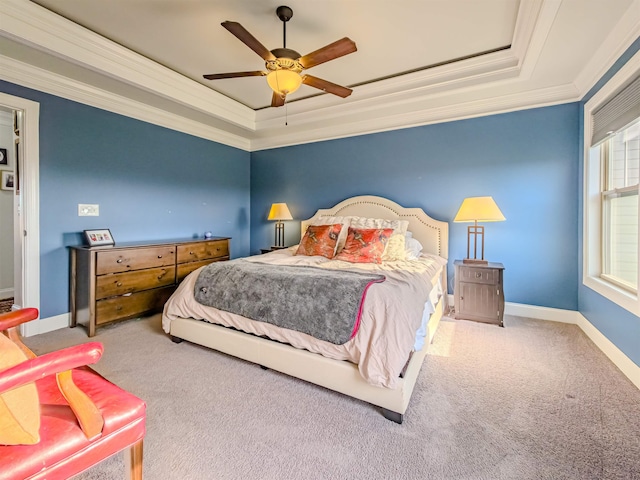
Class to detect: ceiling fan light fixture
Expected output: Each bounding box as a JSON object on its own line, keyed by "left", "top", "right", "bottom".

{"left": 267, "top": 69, "right": 302, "bottom": 96}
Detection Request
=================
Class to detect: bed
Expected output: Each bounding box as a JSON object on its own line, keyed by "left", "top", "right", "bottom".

{"left": 162, "top": 195, "right": 449, "bottom": 423}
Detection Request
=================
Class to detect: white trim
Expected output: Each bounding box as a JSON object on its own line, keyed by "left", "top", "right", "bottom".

{"left": 576, "top": 312, "right": 640, "bottom": 390}
{"left": 252, "top": 84, "right": 579, "bottom": 151}
{"left": 574, "top": 0, "right": 640, "bottom": 97}
{"left": 0, "top": 92, "right": 39, "bottom": 335}
{"left": 1, "top": 0, "right": 255, "bottom": 131}
{"left": 582, "top": 49, "right": 640, "bottom": 317}
{"left": 0, "top": 288, "right": 14, "bottom": 299}
{"left": 0, "top": 55, "right": 252, "bottom": 152}
{"left": 22, "top": 312, "right": 69, "bottom": 337}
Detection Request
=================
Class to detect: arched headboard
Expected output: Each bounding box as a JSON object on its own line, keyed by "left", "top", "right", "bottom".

{"left": 300, "top": 195, "right": 448, "bottom": 259}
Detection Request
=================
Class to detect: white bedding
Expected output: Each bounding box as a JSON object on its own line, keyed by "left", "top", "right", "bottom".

{"left": 162, "top": 246, "right": 446, "bottom": 388}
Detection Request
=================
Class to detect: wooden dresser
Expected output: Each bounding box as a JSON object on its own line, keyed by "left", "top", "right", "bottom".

{"left": 70, "top": 237, "right": 230, "bottom": 336}
{"left": 453, "top": 260, "right": 505, "bottom": 327}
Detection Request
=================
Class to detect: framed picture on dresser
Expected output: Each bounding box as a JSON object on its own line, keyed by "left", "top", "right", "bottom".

{"left": 84, "top": 229, "right": 115, "bottom": 246}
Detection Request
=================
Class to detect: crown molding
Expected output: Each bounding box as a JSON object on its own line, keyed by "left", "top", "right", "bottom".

{"left": 255, "top": 50, "right": 521, "bottom": 130}
{"left": 514, "top": 0, "right": 561, "bottom": 79}
{"left": 250, "top": 83, "right": 580, "bottom": 151}
{"left": 573, "top": 0, "right": 640, "bottom": 97}
{"left": 0, "top": 55, "right": 251, "bottom": 151}
{"left": 0, "top": 0, "right": 256, "bottom": 131}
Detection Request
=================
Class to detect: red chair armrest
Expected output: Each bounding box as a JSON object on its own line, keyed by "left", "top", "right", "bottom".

{"left": 0, "top": 308, "right": 39, "bottom": 331}
{"left": 0, "top": 342, "right": 103, "bottom": 394}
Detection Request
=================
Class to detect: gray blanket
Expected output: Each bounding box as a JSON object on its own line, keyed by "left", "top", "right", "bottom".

{"left": 193, "top": 259, "right": 385, "bottom": 345}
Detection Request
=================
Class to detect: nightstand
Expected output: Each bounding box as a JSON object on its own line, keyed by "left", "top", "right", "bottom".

{"left": 453, "top": 260, "right": 505, "bottom": 327}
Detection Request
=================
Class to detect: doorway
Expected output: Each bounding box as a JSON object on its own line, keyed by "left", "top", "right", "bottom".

{"left": 0, "top": 92, "right": 40, "bottom": 334}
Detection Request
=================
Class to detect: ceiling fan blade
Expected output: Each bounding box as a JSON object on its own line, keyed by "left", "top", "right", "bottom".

{"left": 203, "top": 71, "right": 266, "bottom": 80}
{"left": 222, "top": 21, "right": 276, "bottom": 61}
{"left": 302, "top": 75, "right": 352, "bottom": 98}
{"left": 271, "top": 92, "right": 285, "bottom": 108}
{"left": 298, "top": 37, "right": 357, "bottom": 69}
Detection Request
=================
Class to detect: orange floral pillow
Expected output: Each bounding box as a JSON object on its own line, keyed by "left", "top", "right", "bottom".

{"left": 295, "top": 224, "right": 343, "bottom": 258}
{"left": 334, "top": 227, "right": 394, "bottom": 264}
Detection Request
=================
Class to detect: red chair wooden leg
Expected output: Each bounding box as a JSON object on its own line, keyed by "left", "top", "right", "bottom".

{"left": 126, "top": 439, "right": 144, "bottom": 480}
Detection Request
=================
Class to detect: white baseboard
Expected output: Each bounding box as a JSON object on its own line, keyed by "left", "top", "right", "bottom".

{"left": 0, "top": 288, "right": 14, "bottom": 299}
{"left": 22, "top": 312, "right": 70, "bottom": 337}
{"left": 446, "top": 295, "right": 640, "bottom": 390}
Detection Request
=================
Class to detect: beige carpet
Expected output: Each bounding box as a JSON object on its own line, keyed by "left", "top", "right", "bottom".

{"left": 24, "top": 314, "right": 640, "bottom": 480}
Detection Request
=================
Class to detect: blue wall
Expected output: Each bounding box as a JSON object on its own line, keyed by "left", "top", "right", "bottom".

{"left": 0, "top": 81, "right": 251, "bottom": 319}
{"left": 577, "top": 39, "right": 640, "bottom": 367}
{"left": 250, "top": 103, "right": 580, "bottom": 311}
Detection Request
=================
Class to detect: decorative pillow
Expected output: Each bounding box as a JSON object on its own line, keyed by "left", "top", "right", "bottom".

{"left": 0, "top": 334, "right": 40, "bottom": 445}
{"left": 296, "top": 224, "right": 343, "bottom": 258}
{"left": 334, "top": 227, "right": 394, "bottom": 264}
{"left": 382, "top": 233, "right": 407, "bottom": 261}
{"left": 312, "top": 216, "right": 353, "bottom": 253}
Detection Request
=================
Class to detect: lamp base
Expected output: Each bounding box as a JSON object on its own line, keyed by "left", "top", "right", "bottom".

{"left": 462, "top": 258, "right": 488, "bottom": 265}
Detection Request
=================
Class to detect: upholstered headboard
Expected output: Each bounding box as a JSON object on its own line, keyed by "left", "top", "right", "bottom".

{"left": 300, "top": 195, "right": 448, "bottom": 259}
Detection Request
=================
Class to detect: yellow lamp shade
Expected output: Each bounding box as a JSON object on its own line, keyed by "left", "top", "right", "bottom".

{"left": 267, "top": 203, "right": 293, "bottom": 221}
{"left": 267, "top": 70, "right": 302, "bottom": 96}
{"left": 454, "top": 196, "right": 505, "bottom": 223}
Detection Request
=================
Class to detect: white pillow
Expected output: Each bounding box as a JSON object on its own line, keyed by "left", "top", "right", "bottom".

{"left": 382, "top": 233, "right": 407, "bottom": 261}
{"left": 405, "top": 234, "right": 423, "bottom": 260}
{"left": 348, "top": 217, "right": 409, "bottom": 236}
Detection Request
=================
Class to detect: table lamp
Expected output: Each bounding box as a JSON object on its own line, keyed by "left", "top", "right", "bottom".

{"left": 454, "top": 196, "right": 505, "bottom": 264}
{"left": 268, "top": 202, "right": 293, "bottom": 248}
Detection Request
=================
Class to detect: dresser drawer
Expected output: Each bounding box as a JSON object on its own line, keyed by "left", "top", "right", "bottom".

{"left": 177, "top": 258, "right": 223, "bottom": 282}
{"left": 96, "top": 246, "right": 176, "bottom": 275}
{"left": 96, "top": 266, "right": 176, "bottom": 300}
{"left": 95, "top": 286, "right": 174, "bottom": 325}
{"left": 458, "top": 266, "right": 499, "bottom": 285}
{"left": 177, "top": 240, "right": 229, "bottom": 263}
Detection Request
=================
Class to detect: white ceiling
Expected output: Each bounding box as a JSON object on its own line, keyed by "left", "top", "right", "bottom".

{"left": 1, "top": 0, "right": 640, "bottom": 151}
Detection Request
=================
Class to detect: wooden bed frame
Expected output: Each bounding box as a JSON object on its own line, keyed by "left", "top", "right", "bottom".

{"left": 167, "top": 195, "right": 449, "bottom": 423}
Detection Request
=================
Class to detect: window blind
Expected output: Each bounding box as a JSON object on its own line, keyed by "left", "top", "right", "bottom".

{"left": 592, "top": 75, "right": 640, "bottom": 146}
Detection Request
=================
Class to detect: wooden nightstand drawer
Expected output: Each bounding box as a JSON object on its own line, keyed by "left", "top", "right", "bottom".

{"left": 96, "top": 267, "right": 176, "bottom": 300}
{"left": 176, "top": 240, "right": 229, "bottom": 263}
{"left": 96, "top": 287, "right": 174, "bottom": 325}
{"left": 96, "top": 246, "right": 176, "bottom": 275}
{"left": 458, "top": 266, "right": 499, "bottom": 285}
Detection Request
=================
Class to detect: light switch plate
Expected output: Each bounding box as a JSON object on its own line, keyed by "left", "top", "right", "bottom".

{"left": 78, "top": 204, "right": 99, "bottom": 216}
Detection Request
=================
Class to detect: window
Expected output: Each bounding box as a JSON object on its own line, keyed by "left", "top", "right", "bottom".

{"left": 584, "top": 51, "right": 640, "bottom": 315}
{"left": 601, "top": 121, "right": 639, "bottom": 292}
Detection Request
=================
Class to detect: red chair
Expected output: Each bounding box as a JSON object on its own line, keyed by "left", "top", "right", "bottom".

{"left": 0, "top": 308, "right": 146, "bottom": 479}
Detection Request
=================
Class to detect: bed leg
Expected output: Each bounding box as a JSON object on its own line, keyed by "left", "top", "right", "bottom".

{"left": 381, "top": 408, "right": 403, "bottom": 424}
{"left": 170, "top": 336, "right": 183, "bottom": 344}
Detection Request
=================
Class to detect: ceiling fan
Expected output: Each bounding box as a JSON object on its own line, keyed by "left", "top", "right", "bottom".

{"left": 203, "top": 5, "right": 357, "bottom": 108}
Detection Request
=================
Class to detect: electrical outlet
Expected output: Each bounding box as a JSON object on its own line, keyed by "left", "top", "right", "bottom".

{"left": 78, "top": 204, "right": 99, "bottom": 216}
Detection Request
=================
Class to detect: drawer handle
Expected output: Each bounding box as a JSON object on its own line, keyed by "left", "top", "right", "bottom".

{"left": 117, "top": 259, "right": 123, "bottom": 263}
{"left": 475, "top": 272, "right": 482, "bottom": 278}
{"left": 157, "top": 270, "right": 166, "bottom": 280}
{"left": 117, "top": 282, "right": 123, "bottom": 287}
{"left": 157, "top": 255, "right": 163, "bottom": 258}
{"left": 189, "top": 251, "right": 194, "bottom": 255}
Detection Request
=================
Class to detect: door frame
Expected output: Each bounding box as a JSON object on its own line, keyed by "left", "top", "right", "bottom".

{"left": 0, "top": 92, "right": 40, "bottom": 333}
